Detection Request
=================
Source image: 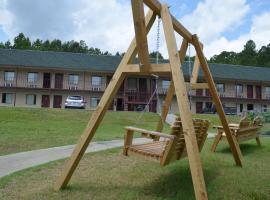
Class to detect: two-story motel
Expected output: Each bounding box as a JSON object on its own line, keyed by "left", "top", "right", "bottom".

{"left": 0, "top": 49, "right": 270, "bottom": 114}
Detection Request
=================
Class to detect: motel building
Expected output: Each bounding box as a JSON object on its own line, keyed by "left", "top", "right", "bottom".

{"left": 0, "top": 48, "right": 270, "bottom": 114}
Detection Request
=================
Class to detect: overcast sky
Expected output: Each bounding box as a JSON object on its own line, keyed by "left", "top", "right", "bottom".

{"left": 0, "top": 0, "right": 269, "bottom": 58}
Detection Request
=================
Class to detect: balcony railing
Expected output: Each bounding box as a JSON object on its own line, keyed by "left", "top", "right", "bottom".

{"left": 126, "top": 90, "right": 153, "bottom": 103}
{"left": 0, "top": 79, "right": 108, "bottom": 91}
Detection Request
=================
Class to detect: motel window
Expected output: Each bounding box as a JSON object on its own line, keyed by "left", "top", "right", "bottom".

{"left": 90, "top": 97, "right": 100, "bottom": 108}
{"left": 216, "top": 83, "right": 225, "bottom": 93}
{"left": 4, "top": 71, "right": 15, "bottom": 81}
{"left": 127, "top": 78, "right": 137, "bottom": 90}
{"left": 2, "top": 93, "right": 13, "bottom": 104}
{"left": 235, "top": 84, "right": 243, "bottom": 94}
{"left": 91, "top": 76, "right": 102, "bottom": 86}
{"left": 263, "top": 105, "right": 267, "bottom": 112}
{"left": 265, "top": 87, "right": 270, "bottom": 95}
{"left": 28, "top": 72, "right": 38, "bottom": 83}
{"left": 26, "top": 94, "right": 36, "bottom": 105}
{"left": 68, "top": 74, "right": 79, "bottom": 85}
{"left": 162, "top": 80, "right": 170, "bottom": 90}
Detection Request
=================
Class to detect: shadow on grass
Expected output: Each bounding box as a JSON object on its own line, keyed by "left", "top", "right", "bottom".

{"left": 138, "top": 166, "right": 216, "bottom": 200}
{"left": 216, "top": 143, "right": 262, "bottom": 156}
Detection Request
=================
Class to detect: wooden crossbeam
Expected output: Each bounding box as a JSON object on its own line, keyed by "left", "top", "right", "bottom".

{"left": 131, "top": 0, "right": 150, "bottom": 70}
{"left": 123, "top": 64, "right": 170, "bottom": 74}
{"left": 161, "top": 5, "right": 208, "bottom": 200}
{"left": 192, "top": 34, "right": 242, "bottom": 166}
{"left": 191, "top": 83, "right": 209, "bottom": 90}
{"left": 54, "top": 10, "right": 156, "bottom": 191}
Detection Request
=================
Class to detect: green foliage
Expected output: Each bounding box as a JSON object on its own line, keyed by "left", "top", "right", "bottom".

{"left": 260, "top": 112, "right": 270, "bottom": 123}
{"left": 0, "top": 32, "right": 112, "bottom": 55}
{"left": 210, "top": 40, "right": 270, "bottom": 68}
{"left": 149, "top": 51, "right": 164, "bottom": 60}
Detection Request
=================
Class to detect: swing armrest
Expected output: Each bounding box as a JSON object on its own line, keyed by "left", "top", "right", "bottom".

{"left": 125, "top": 126, "right": 175, "bottom": 139}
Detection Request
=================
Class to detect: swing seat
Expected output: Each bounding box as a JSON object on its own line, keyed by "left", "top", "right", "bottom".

{"left": 123, "top": 118, "right": 210, "bottom": 166}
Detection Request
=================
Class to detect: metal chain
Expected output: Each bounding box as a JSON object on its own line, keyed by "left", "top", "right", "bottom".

{"left": 156, "top": 17, "right": 161, "bottom": 64}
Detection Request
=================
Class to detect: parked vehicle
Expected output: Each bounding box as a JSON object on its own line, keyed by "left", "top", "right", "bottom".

{"left": 65, "top": 96, "right": 86, "bottom": 109}
{"left": 202, "top": 105, "right": 237, "bottom": 115}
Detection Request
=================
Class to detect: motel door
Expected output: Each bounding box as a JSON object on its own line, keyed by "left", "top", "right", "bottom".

{"left": 53, "top": 95, "right": 62, "bottom": 108}
{"left": 196, "top": 102, "right": 203, "bottom": 113}
{"left": 247, "top": 85, "right": 253, "bottom": 98}
{"left": 41, "top": 95, "right": 50, "bottom": 108}
{"left": 256, "top": 86, "right": 262, "bottom": 99}
{"left": 55, "top": 73, "right": 63, "bottom": 89}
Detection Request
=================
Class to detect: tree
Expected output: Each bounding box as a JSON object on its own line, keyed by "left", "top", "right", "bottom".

{"left": 13, "top": 33, "right": 31, "bottom": 49}
{"left": 41, "top": 40, "right": 51, "bottom": 51}
{"left": 257, "top": 44, "right": 270, "bottom": 67}
{"left": 50, "top": 39, "right": 62, "bottom": 51}
{"left": 4, "top": 41, "right": 12, "bottom": 49}
{"left": 210, "top": 51, "right": 239, "bottom": 64}
{"left": 0, "top": 42, "right": 5, "bottom": 48}
{"left": 32, "top": 39, "right": 43, "bottom": 50}
{"left": 238, "top": 40, "right": 257, "bottom": 66}
{"left": 149, "top": 51, "right": 164, "bottom": 60}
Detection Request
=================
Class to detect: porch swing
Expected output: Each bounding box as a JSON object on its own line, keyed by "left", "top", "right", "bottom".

{"left": 55, "top": 2, "right": 243, "bottom": 199}
{"left": 122, "top": 16, "right": 210, "bottom": 166}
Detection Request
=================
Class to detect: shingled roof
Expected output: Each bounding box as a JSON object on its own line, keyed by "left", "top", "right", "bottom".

{"left": 0, "top": 48, "right": 270, "bottom": 82}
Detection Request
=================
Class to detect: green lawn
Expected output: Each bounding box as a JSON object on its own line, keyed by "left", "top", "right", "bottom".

{"left": 0, "top": 138, "right": 269, "bottom": 200}
{"left": 0, "top": 107, "right": 170, "bottom": 155}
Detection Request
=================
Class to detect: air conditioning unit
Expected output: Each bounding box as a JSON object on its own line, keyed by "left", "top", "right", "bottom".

{"left": 93, "top": 87, "right": 101, "bottom": 91}
{"left": 4, "top": 82, "right": 13, "bottom": 87}
{"left": 237, "top": 94, "right": 243, "bottom": 98}
{"left": 219, "top": 93, "right": 225, "bottom": 97}
{"left": 69, "top": 86, "right": 78, "bottom": 90}
{"left": 28, "top": 84, "right": 37, "bottom": 88}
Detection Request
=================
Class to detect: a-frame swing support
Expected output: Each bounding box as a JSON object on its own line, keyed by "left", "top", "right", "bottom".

{"left": 54, "top": 1, "right": 242, "bottom": 200}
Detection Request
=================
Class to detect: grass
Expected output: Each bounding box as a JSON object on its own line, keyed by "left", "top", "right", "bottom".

{"left": 0, "top": 138, "right": 270, "bottom": 200}
{"left": 0, "top": 107, "right": 170, "bottom": 156}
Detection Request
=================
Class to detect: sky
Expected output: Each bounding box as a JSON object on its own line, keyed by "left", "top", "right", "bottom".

{"left": 0, "top": 0, "right": 269, "bottom": 58}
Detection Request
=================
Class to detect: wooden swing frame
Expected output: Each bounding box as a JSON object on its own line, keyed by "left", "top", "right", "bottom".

{"left": 54, "top": 1, "right": 243, "bottom": 199}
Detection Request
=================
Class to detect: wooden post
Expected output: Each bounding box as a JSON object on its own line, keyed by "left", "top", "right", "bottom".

{"left": 131, "top": 0, "right": 150, "bottom": 70}
{"left": 161, "top": 4, "right": 208, "bottom": 200}
{"left": 155, "top": 39, "right": 188, "bottom": 133}
{"left": 54, "top": 10, "right": 157, "bottom": 191}
{"left": 192, "top": 35, "right": 242, "bottom": 166}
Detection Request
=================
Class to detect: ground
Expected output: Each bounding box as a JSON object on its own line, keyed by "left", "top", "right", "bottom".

{"left": 0, "top": 139, "right": 269, "bottom": 200}
{"left": 0, "top": 107, "right": 170, "bottom": 155}
{"left": 0, "top": 107, "right": 245, "bottom": 156}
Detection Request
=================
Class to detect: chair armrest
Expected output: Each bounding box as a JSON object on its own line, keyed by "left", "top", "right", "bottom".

{"left": 125, "top": 126, "right": 175, "bottom": 140}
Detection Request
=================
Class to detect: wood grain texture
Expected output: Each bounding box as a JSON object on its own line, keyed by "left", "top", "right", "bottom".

{"left": 131, "top": 0, "right": 150, "bottom": 70}
{"left": 161, "top": 5, "right": 208, "bottom": 200}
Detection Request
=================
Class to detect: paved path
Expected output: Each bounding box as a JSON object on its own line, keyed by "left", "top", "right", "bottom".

{"left": 0, "top": 114, "right": 215, "bottom": 179}
{"left": 0, "top": 138, "right": 151, "bottom": 178}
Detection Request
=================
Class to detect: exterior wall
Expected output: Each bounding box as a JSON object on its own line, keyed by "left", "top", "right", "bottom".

{"left": 1, "top": 66, "right": 270, "bottom": 114}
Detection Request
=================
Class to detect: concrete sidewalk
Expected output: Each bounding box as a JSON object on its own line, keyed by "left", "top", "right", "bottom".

{"left": 0, "top": 138, "right": 151, "bottom": 178}
{"left": 0, "top": 113, "right": 215, "bottom": 179}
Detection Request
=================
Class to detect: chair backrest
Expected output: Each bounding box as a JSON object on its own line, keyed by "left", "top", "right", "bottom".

{"left": 162, "top": 117, "right": 209, "bottom": 165}
{"left": 239, "top": 116, "right": 250, "bottom": 128}
{"left": 252, "top": 116, "right": 262, "bottom": 127}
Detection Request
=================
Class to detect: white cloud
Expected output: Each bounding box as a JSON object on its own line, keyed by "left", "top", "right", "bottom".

{"left": 0, "top": 0, "right": 269, "bottom": 60}
{"left": 205, "top": 11, "right": 270, "bottom": 57}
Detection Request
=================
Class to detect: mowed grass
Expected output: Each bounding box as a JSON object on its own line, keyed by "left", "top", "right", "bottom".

{"left": 0, "top": 138, "right": 270, "bottom": 200}
{"left": 0, "top": 107, "right": 170, "bottom": 155}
